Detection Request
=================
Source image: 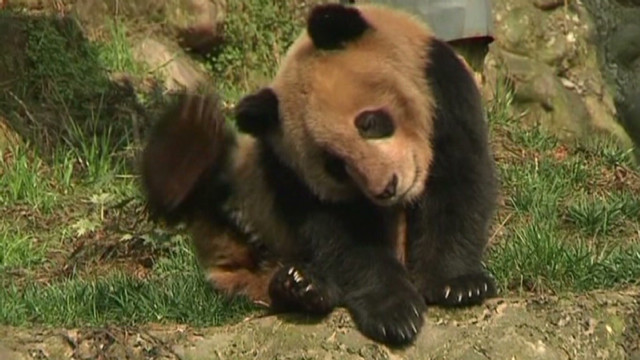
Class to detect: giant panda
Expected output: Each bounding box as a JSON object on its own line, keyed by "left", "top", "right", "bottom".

{"left": 141, "top": 2, "right": 499, "bottom": 347}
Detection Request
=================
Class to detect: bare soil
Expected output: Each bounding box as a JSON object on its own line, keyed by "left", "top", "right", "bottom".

{"left": 1, "top": 288, "right": 638, "bottom": 360}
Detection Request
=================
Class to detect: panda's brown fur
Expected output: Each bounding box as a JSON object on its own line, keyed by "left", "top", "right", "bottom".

{"left": 141, "top": 2, "right": 499, "bottom": 348}
{"left": 141, "top": 92, "right": 295, "bottom": 305}
{"left": 140, "top": 93, "right": 271, "bottom": 304}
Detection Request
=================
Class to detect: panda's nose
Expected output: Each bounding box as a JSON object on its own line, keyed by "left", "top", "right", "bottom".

{"left": 376, "top": 174, "right": 398, "bottom": 200}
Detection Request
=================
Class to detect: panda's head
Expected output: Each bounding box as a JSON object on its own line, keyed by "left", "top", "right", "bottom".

{"left": 235, "top": 4, "right": 436, "bottom": 206}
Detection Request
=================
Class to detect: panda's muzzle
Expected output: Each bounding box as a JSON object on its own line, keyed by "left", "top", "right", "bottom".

{"left": 376, "top": 174, "right": 397, "bottom": 200}
{"left": 320, "top": 144, "right": 405, "bottom": 204}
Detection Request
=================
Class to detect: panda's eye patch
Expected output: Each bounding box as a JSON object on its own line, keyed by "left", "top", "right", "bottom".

{"left": 323, "top": 151, "right": 349, "bottom": 182}
{"left": 354, "top": 110, "right": 395, "bottom": 139}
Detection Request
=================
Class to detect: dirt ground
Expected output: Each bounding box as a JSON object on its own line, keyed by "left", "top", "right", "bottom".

{"left": 1, "top": 288, "right": 638, "bottom": 360}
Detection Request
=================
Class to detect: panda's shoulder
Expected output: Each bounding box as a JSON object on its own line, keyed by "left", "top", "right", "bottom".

{"left": 424, "top": 39, "right": 480, "bottom": 100}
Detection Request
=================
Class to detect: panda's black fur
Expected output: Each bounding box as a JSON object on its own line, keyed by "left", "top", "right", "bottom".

{"left": 141, "top": 3, "right": 499, "bottom": 348}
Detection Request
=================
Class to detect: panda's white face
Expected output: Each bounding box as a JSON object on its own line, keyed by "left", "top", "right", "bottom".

{"left": 234, "top": 3, "right": 438, "bottom": 206}
{"left": 267, "top": 26, "right": 436, "bottom": 206}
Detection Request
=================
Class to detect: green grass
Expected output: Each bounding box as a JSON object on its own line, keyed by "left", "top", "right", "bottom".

{"left": 1, "top": 0, "right": 639, "bottom": 329}
{"left": 485, "top": 81, "right": 640, "bottom": 294}
{"left": 1, "top": 251, "right": 255, "bottom": 327}
{"left": 0, "top": 224, "right": 49, "bottom": 271}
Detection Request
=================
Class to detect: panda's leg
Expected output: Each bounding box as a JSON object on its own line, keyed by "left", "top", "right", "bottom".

{"left": 405, "top": 183, "right": 498, "bottom": 307}
{"left": 271, "top": 211, "right": 426, "bottom": 347}
{"left": 190, "top": 219, "right": 279, "bottom": 306}
{"left": 406, "top": 38, "right": 499, "bottom": 307}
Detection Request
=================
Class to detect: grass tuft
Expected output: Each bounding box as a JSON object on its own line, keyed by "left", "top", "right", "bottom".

{"left": 0, "top": 144, "right": 57, "bottom": 212}
{"left": 0, "top": 272, "right": 256, "bottom": 327}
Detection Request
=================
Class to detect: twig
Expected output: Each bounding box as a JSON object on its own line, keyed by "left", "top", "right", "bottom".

{"left": 7, "top": 90, "right": 37, "bottom": 125}
{"left": 146, "top": 53, "right": 180, "bottom": 76}
{"left": 490, "top": 212, "right": 513, "bottom": 243}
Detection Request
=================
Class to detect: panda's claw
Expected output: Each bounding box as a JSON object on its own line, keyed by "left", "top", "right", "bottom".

{"left": 421, "top": 272, "right": 497, "bottom": 308}
{"left": 269, "top": 265, "right": 334, "bottom": 316}
{"left": 444, "top": 286, "right": 451, "bottom": 299}
{"left": 293, "top": 270, "right": 303, "bottom": 283}
{"left": 412, "top": 305, "right": 420, "bottom": 318}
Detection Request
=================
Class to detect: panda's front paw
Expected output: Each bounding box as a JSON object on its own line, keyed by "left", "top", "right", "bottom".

{"left": 268, "top": 265, "right": 335, "bottom": 316}
{"left": 347, "top": 283, "right": 425, "bottom": 347}
{"left": 422, "top": 272, "right": 497, "bottom": 307}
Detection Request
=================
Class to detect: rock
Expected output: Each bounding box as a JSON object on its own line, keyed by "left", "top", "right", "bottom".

{"left": 496, "top": 50, "right": 592, "bottom": 139}
{"left": 131, "top": 37, "right": 213, "bottom": 92}
{"left": 609, "top": 23, "right": 640, "bottom": 66}
{"left": 177, "top": 23, "right": 225, "bottom": 56}
{"left": 171, "top": 0, "right": 227, "bottom": 55}
{"left": 580, "top": 0, "right": 640, "bottom": 159}
{"left": 616, "top": 88, "right": 640, "bottom": 159}
{"left": 533, "top": 0, "right": 565, "bottom": 11}
{"left": 496, "top": 6, "right": 543, "bottom": 57}
{"left": 486, "top": 0, "right": 639, "bottom": 158}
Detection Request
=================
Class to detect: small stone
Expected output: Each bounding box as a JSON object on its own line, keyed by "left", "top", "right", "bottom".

{"left": 560, "top": 78, "right": 576, "bottom": 89}
{"left": 178, "top": 24, "right": 224, "bottom": 56}
{"left": 169, "top": 0, "right": 227, "bottom": 56}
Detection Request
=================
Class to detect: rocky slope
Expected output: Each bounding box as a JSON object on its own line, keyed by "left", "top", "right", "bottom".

{"left": 1, "top": 288, "right": 639, "bottom": 360}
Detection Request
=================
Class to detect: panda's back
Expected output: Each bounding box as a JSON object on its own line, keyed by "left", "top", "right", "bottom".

{"left": 224, "top": 135, "right": 301, "bottom": 260}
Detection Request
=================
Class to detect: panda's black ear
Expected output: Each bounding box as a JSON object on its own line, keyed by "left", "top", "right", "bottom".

{"left": 307, "top": 4, "right": 371, "bottom": 50}
{"left": 234, "top": 87, "right": 279, "bottom": 137}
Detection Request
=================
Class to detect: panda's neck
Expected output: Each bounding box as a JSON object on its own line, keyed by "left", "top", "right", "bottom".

{"left": 257, "top": 141, "right": 400, "bottom": 243}
{"left": 258, "top": 141, "right": 320, "bottom": 206}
